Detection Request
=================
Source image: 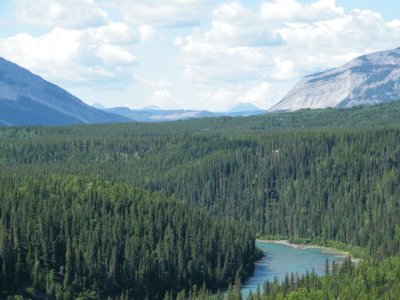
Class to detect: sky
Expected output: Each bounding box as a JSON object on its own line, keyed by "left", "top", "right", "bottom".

{"left": 0, "top": 0, "right": 400, "bottom": 111}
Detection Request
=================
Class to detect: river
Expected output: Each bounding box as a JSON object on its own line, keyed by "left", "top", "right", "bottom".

{"left": 241, "top": 241, "right": 345, "bottom": 298}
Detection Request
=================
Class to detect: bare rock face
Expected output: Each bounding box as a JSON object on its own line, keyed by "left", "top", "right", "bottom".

{"left": 270, "top": 47, "right": 400, "bottom": 112}
{"left": 0, "top": 57, "right": 127, "bottom": 126}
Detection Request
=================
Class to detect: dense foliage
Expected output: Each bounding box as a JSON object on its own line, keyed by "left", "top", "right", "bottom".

{"left": 2, "top": 101, "right": 400, "bottom": 298}
{"left": 165, "top": 257, "right": 400, "bottom": 299}
{"left": 251, "top": 256, "right": 400, "bottom": 299}
{"left": 0, "top": 174, "right": 258, "bottom": 299}
{"left": 2, "top": 128, "right": 399, "bottom": 258}
{"left": 179, "top": 257, "right": 400, "bottom": 300}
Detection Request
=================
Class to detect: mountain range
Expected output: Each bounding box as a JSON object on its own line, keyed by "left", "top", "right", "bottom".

{"left": 0, "top": 56, "right": 265, "bottom": 125}
{"left": 97, "top": 102, "right": 266, "bottom": 122}
{"left": 0, "top": 58, "right": 127, "bottom": 126}
{"left": 271, "top": 47, "right": 400, "bottom": 111}
{"left": 1, "top": 46, "right": 400, "bottom": 126}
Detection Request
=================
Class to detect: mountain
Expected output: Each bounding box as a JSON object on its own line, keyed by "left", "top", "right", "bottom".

{"left": 0, "top": 57, "right": 128, "bottom": 126}
{"left": 270, "top": 47, "right": 400, "bottom": 112}
{"left": 103, "top": 107, "right": 216, "bottom": 122}
{"left": 229, "top": 102, "right": 263, "bottom": 113}
{"left": 101, "top": 105, "right": 266, "bottom": 122}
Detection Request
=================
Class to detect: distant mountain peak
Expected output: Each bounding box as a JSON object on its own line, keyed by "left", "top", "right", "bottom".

{"left": 229, "top": 102, "right": 262, "bottom": 113}
{"left": 270, "top": 47, "right": 400, "bottom": 112}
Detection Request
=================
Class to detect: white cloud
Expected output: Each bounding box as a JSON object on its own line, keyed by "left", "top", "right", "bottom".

{"left": 16, "top": 0, "right": 109, "bottom": 29}
{"left": 134, "top": 74, "right": 172, "bottom": 89}
{"left": 176, "top": 0, "right": 400, "bottom": 109}
{"left": 238, "top": 82, "right": 274, "bottom": 108}
{"left": 96, "top": 45, "right": 137, "bottom": 66}
{"left": 271, "top": 58, "right": 297, "bottom": 80}
{"left": 199, "top": 88, "right": 236, "bottom": 109}
{"left": 84, "top": 22, "right": 139, "bottom": 45}
{"left": 260, "top": 0, "right": 342, "bottom": 23}
{"left": 139, "top": 25, "right": 156, "bottom": 42}
{"left": 207, "top": 2, "right": 283, "bottom": 47}
{"left": 113, "top": 0, "right": 214, "bottom": 28}
{"left": 180, "top": 45, "right": 269, "bottom": 83}
{"left": 239, "top": 82, "right": 270, "bottom": 101}
{"left": 388, "top": 19, "right": 400, "bottom": 29}
{"left": 0, "top": 23, "right": 138, "bottom": 84}
{"left": 150, "top": 88, "right": 174, "bottom": 107}
{"left": 6, "top": 0, "right": 400, "bottom": 110}
{"left": 198, "top": 81, "right": 285, "bottom": 110}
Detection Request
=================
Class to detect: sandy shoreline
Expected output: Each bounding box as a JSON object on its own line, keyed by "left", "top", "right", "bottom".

{"left": 256, "top": 239, "right": 361, "bottom": 263}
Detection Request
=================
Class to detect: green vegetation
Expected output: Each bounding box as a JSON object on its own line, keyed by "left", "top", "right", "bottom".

{"left": 2, "top": 127, "right": 399, "bottom": 257}
{"left": 2, "top": 101, "right": 400, "bottom": 298}
{"left": 246, "top": 256, "right": 400, "bottom": 299}
{"left": 0, "top": 174, "right": 259, "bottom": 299}
{"left": 286, "top": 237, "right": 369, "bottom": 259}
{"left": 184, "top": 257, "right": 400, "bottom": 299}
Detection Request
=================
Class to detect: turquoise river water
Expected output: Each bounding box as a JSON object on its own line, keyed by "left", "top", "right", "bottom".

{"left": 241, "top": 241, "right": 345, "bottom": 298}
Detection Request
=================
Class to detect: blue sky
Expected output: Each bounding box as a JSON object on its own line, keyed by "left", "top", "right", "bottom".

{"left": 1, "top": 0, "right": 400, "bottom": 111}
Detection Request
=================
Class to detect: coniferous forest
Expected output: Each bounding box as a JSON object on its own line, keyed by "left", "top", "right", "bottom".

{"left": 2, "top": 101, "right": 400, "bottom": 298}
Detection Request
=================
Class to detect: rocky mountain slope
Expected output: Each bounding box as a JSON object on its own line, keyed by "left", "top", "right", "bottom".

{"left": 270, "top": 47, "right": 400, "bottom": 111}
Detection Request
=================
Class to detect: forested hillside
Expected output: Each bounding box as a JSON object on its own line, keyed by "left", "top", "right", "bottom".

{"left": 1, "top": 101, "right": 400, "bottom": 298}
{"left": 0, "top": 174, "right": 258, "bottom": 299}
{"left": 255, "top": 256, "right": 400, "bottom": 299}
{"left": 2, "top": 127, "right": 399, "bottom": 257}
{"left": 174, "top": 257, "right": 400, "bottom": 299}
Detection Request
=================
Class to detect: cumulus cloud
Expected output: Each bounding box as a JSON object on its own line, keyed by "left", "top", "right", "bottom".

{"left": 0, "top": 23, "right": 138, "bottom": 85}
{"left": 84, "top": 22, "right": 139, "bottom": 45}
{"left": 272, "top": 58, "right": 297, "bottom": 80}
{"left": 180, "top": 45, "right": 269, "bottom": 83}
{"left": 209, "top": 2, "right": 283, "bottom": 47}
{"left": 199, "top": 88, "right": 238, "bottom": 110}
{"left": 134, "top": 74, "right": 172, "bottom": 89}
{"left": 176, "top": 0, "right": 400, "bottom": 108}
{"left": 150, "top": 88, "right": 174, "bottom": 107}
{"left": 260, "top": 0, "right": 342, "bottom": 23}
{"left": 138, "top": 25, "right": 156, "bottom": 42}
{"left": 6, "top": 0, "right": 400, "bottom": 110}
{"left": 113, "top": 0, "right": 214, "bottom": 28}
{"left": 96, "top": 45, "right": 137, "bottom": 66}
{"left": 238, "top": 82, "right": 271, "bottom": 105}
{"left": 388, "top": 19, "right": 400, "bottom": 29}
{"left": 16, "top": 0, "right": 109, "bottom": 29}
{"left": 198, "top": 81, "right": 286, "bottom": 110}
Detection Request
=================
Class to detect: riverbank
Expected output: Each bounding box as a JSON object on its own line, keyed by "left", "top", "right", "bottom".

{"left": 256, "top": 239, "right": 361, "bottom": 263}
{"left": 242, "top": 241, "right": 349, "bottom": 298}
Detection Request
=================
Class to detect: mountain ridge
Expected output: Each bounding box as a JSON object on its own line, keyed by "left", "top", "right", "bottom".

{"left": 229, "top": 102, "right": 263, "bottom": 113}
{"left": 0, "top": 57, "right": 127, "bottom": 126}
{"left": 101, "top": 105, "right": 266, "bottom": 122}
{"left": 270, "top": 47, "right": 400, "bottom": 111}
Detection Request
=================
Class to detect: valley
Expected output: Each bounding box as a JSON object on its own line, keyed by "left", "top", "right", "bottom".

{"left": 1, "top": 101, "right": 400, "bottom": 298}
{"left": 2, "top": 1, "right": 400, "bottom": 298}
